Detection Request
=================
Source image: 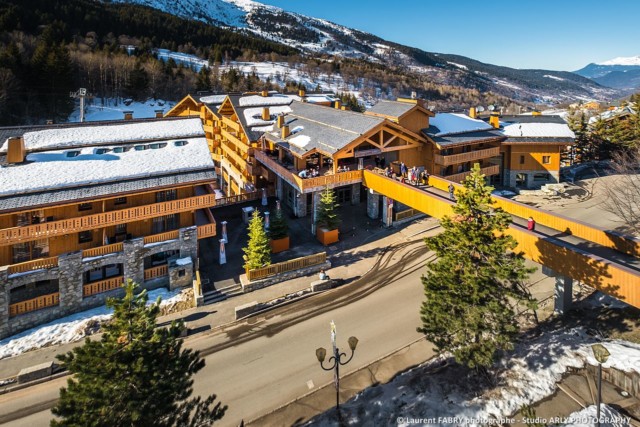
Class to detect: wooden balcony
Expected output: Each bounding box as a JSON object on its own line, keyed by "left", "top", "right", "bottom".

{"left": 445, "top": 164, "right": 500, "bottom": 183}
{"left": 221, "top": 116, "right": 241, "bottom": 133}
{"left": 220, "top": 129, "right": 251, "bottom": 155}
{"left": 7, "top": 256, "right": 59, "bottom": 275}
{"left": 0, "top": 194, "right": 217, "bottom": 246}
{"left": 143, "top": 230, "right": 180, "bottom": 245}
{"left": 254, "top": 151, "right": 363, "bottom": 193}
{"left": 144, "top": 265, "right": 168, "bottom": 281}
{"left": 197, "top": 223, "right": 216, "bottom": 239}
{"left": 83, "top": 276, "right": 124, "bottom": 297}
{"left": 434, "top": 146, "right": 501, "bottom": 166}
{"left": 9, "top": 292, "right": 59, "bottom": 317}
{"left": 212, "top": 153, "right": 222, "bottom": 163}
{"left": 220, "top": 142, "right": 247, "bottom": 168}
{"left": 246, "top": 162, "right": 262, "bottom": 176}
{"left": 82, "top": 243, "right": 124, "bottom": 259}
{"left": 220, "top": 157, "right": 245, "bottom": 188}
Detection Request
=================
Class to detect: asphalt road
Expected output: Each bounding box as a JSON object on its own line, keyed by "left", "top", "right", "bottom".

{"left": 0, "top": 236, "right": 434, "bottom": 426}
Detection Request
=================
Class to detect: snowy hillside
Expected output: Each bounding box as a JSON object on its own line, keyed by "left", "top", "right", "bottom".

{"left": 575, "top": 55, "right": 640, "bottom": 90}
{"left": 107, "top": 0, "right": 620, "bottom": 103}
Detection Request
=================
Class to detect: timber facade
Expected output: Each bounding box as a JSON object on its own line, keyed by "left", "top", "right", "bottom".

{"left": 0, "top": 117, "right": 218, "bottom": 338}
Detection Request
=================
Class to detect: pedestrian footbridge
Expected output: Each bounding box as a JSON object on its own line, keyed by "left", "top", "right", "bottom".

{"left": 362, "top": 170, "right": 640, "bottom": 309}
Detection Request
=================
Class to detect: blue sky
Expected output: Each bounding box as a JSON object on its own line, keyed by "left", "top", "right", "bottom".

{"left": 260, "top": 0, "right": 640, "bottom": 71}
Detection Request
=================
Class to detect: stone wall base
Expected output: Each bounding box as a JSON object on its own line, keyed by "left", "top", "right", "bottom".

{"left": 240, "top": 261, "right": 332, "bottom": 293}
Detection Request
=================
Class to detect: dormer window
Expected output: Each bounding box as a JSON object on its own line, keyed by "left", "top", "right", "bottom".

{"left": 65, "top": 150, "right": 80, "bottom": 158}
{"left": 174, "top": 140, "right": 188, "bottom": 147}
{"left": 95, "top": 148, "right": 110, "bottom": 155}
{"left": 113, "top": 146, "right": 130, "bottom": 153}
{"left": 134, "top": 145, "right": 148, "bottom": 151}
{"left": 150, "top": 143, "right": 167, "bottom": 149}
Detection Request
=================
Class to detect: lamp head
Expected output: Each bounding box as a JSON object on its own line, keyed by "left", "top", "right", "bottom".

{"left": 348, "top": 336, "right": 359, "bottom": 352}
{"left": 316, "top": 347, "right": 327, "bottom": 363}
{"left": 591, "top": 343, "right": 610, "bottom": 364}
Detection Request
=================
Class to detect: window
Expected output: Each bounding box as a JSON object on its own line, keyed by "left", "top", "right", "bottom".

{"left": 178, "top": 269, "right": 186, "bottom": 277}
{"left": 78, "top": 231, "right": 93, "bottom": 243}
{"left": 94, "top": 148, "right": 110, "bottom": 155}
{"left": 542, "top": 156, "right": 551, "bottom": 164}
{"left": 519, "top": 155, "right": 525, "bottom": 165}
{"left": 152, "top": 214, "right": 179, "bottom": 234}
{"left": 65, "top": 150, "right": 80, "bottom": 158}
{"left": 174, "top": 140, "right": 189, "bottom": 147}
{"left": 115, "top": 224, "right": 127, "bottom": 235}
{"left": 113, "top": 146, "right": 130, "bottom": 153}
{"left": 84, "top": 264, "right": 123, "bottom": 284}
{"left": 150, "top": 143, "right": 167, "bottom": 149}
{"left": 12, "top": 240, "right": 49, "bottom": 264}
{"left": 134, "top": 145, "right": 148, "bottom": 151}
{"left": 156, "top": 189, "right": 177, "bottom": 203}
{"left": 78, "top": 203, "right": 92, "bottom": 211}
{"left": 114, "top": 197, "right": 127, "bottom": 205}
{"left": 533, "top": 173, "right": 550, "bottom": 181}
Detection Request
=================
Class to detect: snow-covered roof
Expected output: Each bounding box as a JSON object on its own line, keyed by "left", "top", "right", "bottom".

{"left": 0, "top": 137, "right": 213, "bottom": 197}
{"left": 238, "top": 94, "right": 293, "bottom": 107}
{"left": 426, "top": 113, "right": 494, "bottom": 137}
{"left": 1, "top": 118, "right": 204, "bottom": 153}
{"left": 199, "top": 95, "right": 227, "bottom": 105}
{"left": 502, "top": 122, "right": 575, "bottom": 138}
{"left": 242, "top": 105, "right": 292, "bottom": 127}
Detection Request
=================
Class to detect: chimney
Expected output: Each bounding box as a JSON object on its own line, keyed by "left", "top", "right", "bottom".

{"left": 261, "top": 90, "right": 269, "bottom": 97}
{"left": 532, "top": 110, "right": 542, "bottom": 117}
{"left": 155, "top": 109, "right": 164, "bottom": 118}
{"left": 469, "top": 107, "right": 477, "bottom": 119}
{"left": 334, "top": 100, "right": 341, "bottom": 109}
{"left": 123, "top": 111, "right": 133, "bottom": 120}
{"left": 7, "top": 136, "right": 25, "bottom": 164}
{"left": 281, "top": 124, "right": 290, "bottom": 139}
{"left": 262, "top": 107, "right": 270, "bottom": 121}
{"left": 298, "top": 88, "right": 306, "bottom": 98}
{"left": 46, "top": 119, "right": 54, "bottom": 125}
{"left": 489, "top": 112, "right": 500, "bottom": 129}
{"left": 277, "top": 114, "right": 285, "bottom": 128}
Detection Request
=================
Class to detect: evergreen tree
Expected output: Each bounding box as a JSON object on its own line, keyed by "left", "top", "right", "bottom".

{"left": 196, "top": 65, "right": 210, "bottom": 92}
{"left": 51, "top": 280, "right": 226, "bottom": 427}
{"left": 268, "top": 207, "right": 289, "bottom": 240}
{"left": 316, "top": 187, "right": 340, "bottom": 231}
{"left": 242, "top": 210, "right": 271, "bottom": 270}
{"left": 417, "top": 164, "right": 536, "bottom": 370}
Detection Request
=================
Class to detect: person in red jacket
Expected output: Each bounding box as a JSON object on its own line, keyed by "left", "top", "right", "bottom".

{"left": 527, "top": 216, "right": 536, "bottom": 231}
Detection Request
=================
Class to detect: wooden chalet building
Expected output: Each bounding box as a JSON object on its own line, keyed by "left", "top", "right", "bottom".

{"left": 0, "top": 117, "right": 217, "bottom": 338}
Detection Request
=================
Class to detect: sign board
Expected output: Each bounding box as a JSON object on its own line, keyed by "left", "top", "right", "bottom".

{"left": 354, "top": 148, "right": 381, "bottom": 158}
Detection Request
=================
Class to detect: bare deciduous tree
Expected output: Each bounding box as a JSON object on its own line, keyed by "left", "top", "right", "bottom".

{"left": 600, "top": 148, "right": 640, "bottom": 235}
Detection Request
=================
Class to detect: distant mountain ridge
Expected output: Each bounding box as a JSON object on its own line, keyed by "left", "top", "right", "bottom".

{"left": 107, "top": 0, "right": 619, "bottom": 103}
{"left": 574, "top": 56, "right": 640, "bottom": 90}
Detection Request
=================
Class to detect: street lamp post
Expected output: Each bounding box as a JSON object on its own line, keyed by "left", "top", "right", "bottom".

{"left": 315, "top": 321, "right": 358, "bottom": 418}
{"left": 591, "top": 343, "right": 611, "bottom": 427}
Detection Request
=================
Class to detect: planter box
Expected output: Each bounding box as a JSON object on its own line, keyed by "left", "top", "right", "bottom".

{"left": 316, "top": 227, "right": 339, "bottom": 246}
{"left": 270, "top": 236, "right": 290, "bottom": 253}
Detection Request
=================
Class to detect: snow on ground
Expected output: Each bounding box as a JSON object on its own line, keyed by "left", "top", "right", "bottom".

{"left": 68, "top": 98, "right": 176, "bottom": 123}
{"left": 307, "top": 326, "right": 640, "bottom": 426}
{"left": 0, "top": 288, "right": 189, "bottom": 360}
{"left": 447, "top": 62, "right": 468, "bottom": 70}
{"left": 563, "top": 405, "right": 630, "bottom": 427}
{"left": 544, "top": 74, "right": 565, "bottom": 81}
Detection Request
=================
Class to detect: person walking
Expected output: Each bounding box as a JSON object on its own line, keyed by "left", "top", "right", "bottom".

{"left": 400, "top": 162, "right": 407, "bottom": 179}
{"left": 448, "top": 183, "right": 455, "bottom": 201}
{"left": 424, "top": 171, "right": 430, "bottom": 187}
{"left": 527, "top": 216, "right": 536, "bottom": 231}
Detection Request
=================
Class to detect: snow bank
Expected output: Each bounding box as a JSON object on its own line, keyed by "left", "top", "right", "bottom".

{"left": 563, "top": 405, "right": 630, "bottom": 427}
{"left": 308, "top": 326, "right": 640, "bottom": 426}
{"left": 0, "top": 288, "right": 189, "bottom": 360}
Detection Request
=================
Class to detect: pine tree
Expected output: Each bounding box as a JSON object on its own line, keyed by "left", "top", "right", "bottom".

{"left": 316, "top": 187, "right": 340, "bottom": 231}
{"left": 268, "top": 207, "right": 289, "bottom": 240}
{"left": 417, "top": 164, "right": 536, "bottom": 370}
{"left": 51, "top": 280, "right": 226, "bottom": 427}
{"left": 195, "top": 65, "right": 211, "bottom": 92}
{"left": 243, "top": 209, "right": 271, "bottom": 270}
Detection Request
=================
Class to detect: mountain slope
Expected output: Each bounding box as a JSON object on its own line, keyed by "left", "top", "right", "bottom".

{"left": 574, "top": 56, "right": 640, "bottom": 90}
{"left": 109, "top": 0, "right": 619, "bottom": 102}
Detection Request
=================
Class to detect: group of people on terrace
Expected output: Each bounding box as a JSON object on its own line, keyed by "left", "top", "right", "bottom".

{"left": 381, "top": 161, "right": 430, "bottom": 187}
{"left": 298, "top": 167, "right": 321, "bottom": 179}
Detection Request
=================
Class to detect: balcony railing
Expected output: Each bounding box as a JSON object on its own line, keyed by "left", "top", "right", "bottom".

{"left": 221, "top": 129, "right": 251, "bottom": 155}
{"left": 7, "top": 256, "right": 59, "bottom": 275}
{"left": 254, "top": 151, "right": 363, "bottom": 193}
{"left": 0, "top": 194, "right": 217, "bottom": 246}
{"left": 82, "top": 243, "right": 124, "bottom": 259}
{"left": 220, "top": 141, "right": 247, "bottom": 167}
{"left": 143, "top": 230, "right": 180, "bottom": 245}
{"left": 246, "top": 252, "right": 326, "bottom": 282}
{"left": 197, "top": 223, "right": 216, "bottom": 239}
{"left": 144, "top": 265, "right": 168, "bottom": 281}
{"left": 83, "top": 276, "right": 124, "bottom": 297}
{"left": 221, "top": 116, "right": 241, "bottom": 133}
{"left": 445, "top": 164, "right": 500, "bottom": 183}
{"left": 220, "top": 157, "right": 245, "bottom": 188}
{"left": 434, "top": 147, "right": 501, "bottom": 166}
{"left": 9, "top": 292, "right": 59, "bottom": 317}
